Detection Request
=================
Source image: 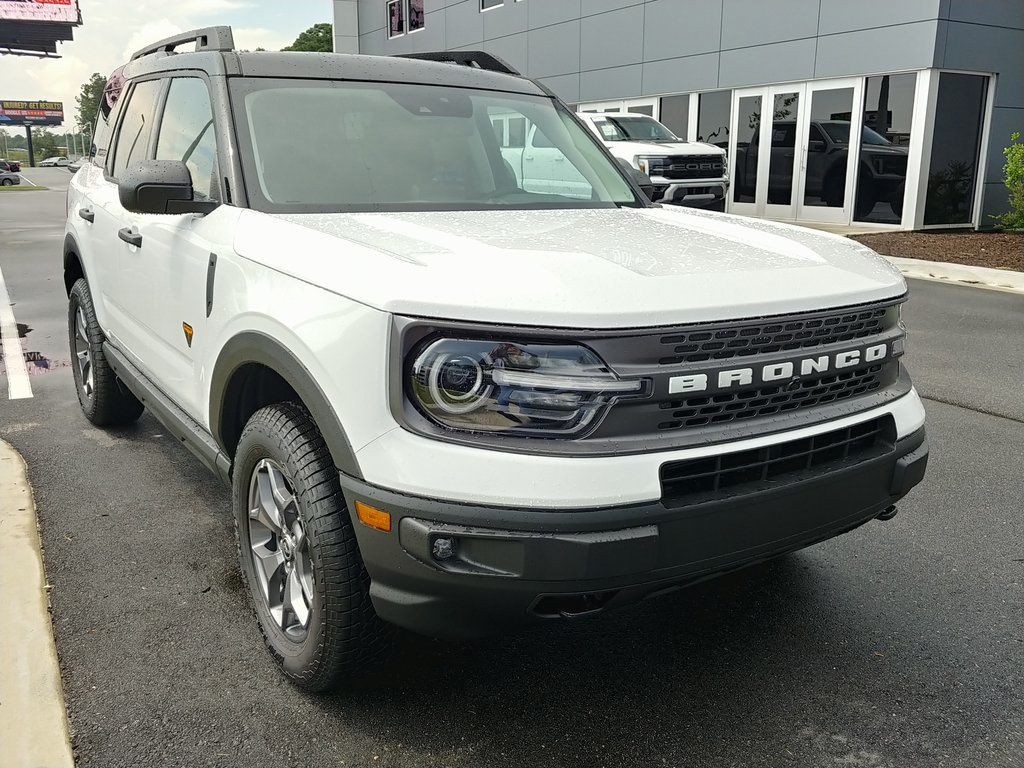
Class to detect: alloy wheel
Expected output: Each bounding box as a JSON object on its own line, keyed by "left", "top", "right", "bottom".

{"left": 73, "top": 306, "right": 95, "bottom": 399}
{"left": 247, "top": 459, "right": 315, "bottom": 641}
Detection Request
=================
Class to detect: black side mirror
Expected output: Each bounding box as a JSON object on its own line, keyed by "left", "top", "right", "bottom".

{"left": 118, "top": 160, "right": 218, "bottom": 215}
{"left": 616, "top": 157, "right": 658, "bottom": 201}
{"left": 808, "top": 139, "right": 827, "bottom": 153}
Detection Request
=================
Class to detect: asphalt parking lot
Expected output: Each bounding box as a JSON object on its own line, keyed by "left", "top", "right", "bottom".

{"left": 1, "top": 166, "right": 1022, "bottom": 768}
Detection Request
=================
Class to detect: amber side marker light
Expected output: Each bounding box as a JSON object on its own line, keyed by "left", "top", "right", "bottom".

{"left": 354, "top": 501, "right": 392, "bottom": 532}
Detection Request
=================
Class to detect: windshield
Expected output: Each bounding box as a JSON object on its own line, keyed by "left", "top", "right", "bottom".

{"left": 229, "top": 78, "right": 641, "bottom": 213}
{"left": 591, "top": 115, "right": 679, "bottom": 142}
{"left": 820, "top": 122, "right": 892, "bottom": 146}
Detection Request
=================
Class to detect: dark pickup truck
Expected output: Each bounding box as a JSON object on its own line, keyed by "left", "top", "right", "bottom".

{"left": 734, "top": 120, "right": 908, "bottom": 218}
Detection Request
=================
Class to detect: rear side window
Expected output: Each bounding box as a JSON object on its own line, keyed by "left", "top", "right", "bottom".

{"left": 92, "top": 66, "right": 126, "bottom": 167}
{"left": 154, "top": 78, "right": 219, "bottom": 201}
{"left": 111, "top": 79, "right": 162, "bottom": 179}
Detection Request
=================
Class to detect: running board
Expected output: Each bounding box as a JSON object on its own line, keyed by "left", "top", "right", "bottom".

{"left": 103, "top": 342, "right": 231, "bottom": 484}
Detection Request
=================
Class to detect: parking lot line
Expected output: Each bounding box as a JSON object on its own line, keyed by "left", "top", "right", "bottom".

{"left": 16, "top": 174, "right": 37, "bottom": 187}
{"left": 0, "top": 440, "right": 74, "bottom": 768}
{"left": 0, "top": 263, "right": 33, "bottom": 399}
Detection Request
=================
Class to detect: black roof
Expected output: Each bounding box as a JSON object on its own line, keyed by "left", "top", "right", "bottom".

{"left": 122, "top": 26, "right": 544, "bottom": 97}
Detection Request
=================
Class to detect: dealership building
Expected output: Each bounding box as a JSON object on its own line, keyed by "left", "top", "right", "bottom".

{"left": 333, "top": 0, "right": 1023, "bottom": 230}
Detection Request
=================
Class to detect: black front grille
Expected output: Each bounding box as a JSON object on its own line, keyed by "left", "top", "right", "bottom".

{"left": 656, "top": 364, "right": 885, "bottom": 431}
{"left": 650, "top": 155, "right": 725, "bottom": 180}
{"left": 660, "top": 416, "right": 894, "bottom": 506}
{"left": 658, "top": 305, "right": 892, "bottom": 365}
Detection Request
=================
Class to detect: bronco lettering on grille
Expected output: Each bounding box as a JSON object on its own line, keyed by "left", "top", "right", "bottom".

{"left": 668, "top": 343, "right": 889, "bottom": 394}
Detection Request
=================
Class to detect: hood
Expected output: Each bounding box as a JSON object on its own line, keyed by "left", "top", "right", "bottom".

{"left": 233, "top": 206, "right": 905, "bottom": 328}
{"left": 605, "top": 140, "right": 725, "bottom": 158}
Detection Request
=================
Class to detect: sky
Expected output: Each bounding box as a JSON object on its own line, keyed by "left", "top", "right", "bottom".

{"left": 0, "top": 0, "right": 332, "bottom": 131}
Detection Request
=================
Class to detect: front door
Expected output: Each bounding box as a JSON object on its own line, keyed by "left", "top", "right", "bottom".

{"left": 795, "top": 78, "right": 863, "bottom": 224}
{"left": 728, "top": 85, "right": 804, "bottom": 220}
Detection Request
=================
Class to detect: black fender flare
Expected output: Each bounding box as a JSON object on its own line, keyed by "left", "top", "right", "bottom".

{"left": 208, "top": 332, "right": 362, "bottom": 479}
{"left": 63, "top": 233, "right": 90, "bottom": 294}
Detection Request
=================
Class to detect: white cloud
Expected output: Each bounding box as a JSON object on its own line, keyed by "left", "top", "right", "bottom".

{"left": 232, "top": 26, "right": 292, "bottom": 53}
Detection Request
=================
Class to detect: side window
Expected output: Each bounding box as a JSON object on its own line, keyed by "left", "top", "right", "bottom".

{"left": 92, "top": 65, "right": 126, "bottom": 167}
{"left": 155, "top": 78, "right": 219, "bottom": 201}
{"left": 111, "top": 79, "right": 162, "bottom": 179}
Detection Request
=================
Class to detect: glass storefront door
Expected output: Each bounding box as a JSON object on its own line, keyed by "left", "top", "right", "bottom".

{"left": 796, "top": 79, "right": 863, "bottom": 224}
{"left": 728, "top": 85, "right": 803, "bottom": 219}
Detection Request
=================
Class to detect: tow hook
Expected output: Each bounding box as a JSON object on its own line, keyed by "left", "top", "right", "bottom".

{"left": 876, "top": 505, "right": 899, "bottom": 521}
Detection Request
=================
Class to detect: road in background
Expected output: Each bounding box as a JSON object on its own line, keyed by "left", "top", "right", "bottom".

{"left": 1, "top": 167, "right": 1021, "bottom": 767}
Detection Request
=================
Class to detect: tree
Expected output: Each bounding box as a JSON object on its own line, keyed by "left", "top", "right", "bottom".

{"left": 282, "top": 23, "right": 333, "bottom": 53}
{"left": 76, "top": 72, "right": 106, "bottom": 132}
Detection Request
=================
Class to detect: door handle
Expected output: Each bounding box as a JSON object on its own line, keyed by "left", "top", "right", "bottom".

{"left": 78, "top": 207, "right": 95, "bottom": 223}
{"left": 118, "top": 227, "right": 142, "bottom": 247}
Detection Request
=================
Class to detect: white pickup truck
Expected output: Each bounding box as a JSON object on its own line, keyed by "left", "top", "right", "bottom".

{"left": 577, "top": 112, "right": 729, "bottom": 207}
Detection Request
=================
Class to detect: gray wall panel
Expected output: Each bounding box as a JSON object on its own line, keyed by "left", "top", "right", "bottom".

{"left": 483, "top": 31, "right": 529, "bottom": 73}
{"left": 981, "top": 182, "right": 1010, "bottom": 225}
{"left": 818, "top": 0, "right": 942, "bottom": 35}
{"left": 528, "top": 20, "right": 580, "bottom": 78}
{"left": 984, "top": 107, "right": 1023, "bottom": 184}
{"left": 720, "top": 0, "right": 819, "bottom": 49}
{"left": 644, "top": 0, "right": 723, "bottom": 61}
{"left": 642, "top": 53, "right": 720, "bottom": 97}
{"left": 720, "top": 38, "right": 817, "bottom": 88}
{"left": 813, "top": 21, "right": 940, "bottom": 78}
{"left": 538, "top": 73, "right": 580, "bottom": 103}
{"left": 484, "top": 0, "right": 529, "bottom": 38}
{"left": 358, "top": 0, "right": 385, "bottom": 34}
{"left": 529, "top": 0, "right": 582, "bottom": 28}
{"left": 445, "top": 1, "right": 484, "bottom": 48}
{"left": 947, "top": 0, "right": 1024, "bottom": 30}
{"left": 940, "top": 22, "right": 1024, "bottom": 107}
{"left": 580, "top": 0, "right": 643, "bottom": 16}
{"left": 579, "top": 4, "right": 644, "bottom": 70}
{"left": 579, "top": 64, "right": 643, "bottom": 101}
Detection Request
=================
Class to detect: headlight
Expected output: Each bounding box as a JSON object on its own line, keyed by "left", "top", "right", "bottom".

{"left": 634, "top": 155, "right": 667, "bottom": 176}
{"left": 408, "top": 339, "right": 645, "bottom": 437}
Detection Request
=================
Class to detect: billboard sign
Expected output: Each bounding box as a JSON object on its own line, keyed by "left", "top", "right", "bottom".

{"left": 0, "top": 0, "right": 79, "bottom": 24}
{"left": 0, "top": 100, "right": 65, "bottom": 126}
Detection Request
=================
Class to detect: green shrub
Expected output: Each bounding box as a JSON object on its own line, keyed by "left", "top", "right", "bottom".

{"left": 994, "top": 131, "right": 1024, "bottom": 230}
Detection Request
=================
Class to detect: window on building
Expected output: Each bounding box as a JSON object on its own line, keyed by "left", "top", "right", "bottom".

{"left": 659, "top": 95, "right": 690, "bottom": 141}
{"left": 409, "top": 0, "right": 424, "bottom": 32}
{"left": 855, "top": 73, "right": 916, "bottom": 224}
{"left": 697, "top": 90, "right": 730, "bottom": 149}
{"left": 924, "top": 72, "right": 988, "bottom": 226}
{"left": 481, "top": 0, "right": 503, "bottom": 10}
{"left": 110, "top": 79, "right": 162, "bottom": 180}
{"left": 387, "top": 0, "right": 404, "bottom": 37}
{"left": 155, "top": 78, "right": 219, "bottom": 201}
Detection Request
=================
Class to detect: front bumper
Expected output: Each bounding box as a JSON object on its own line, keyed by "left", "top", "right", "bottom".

{"left": 342, "top": 425, "right": 928, "bottom": 639}
{"left": 648, "top": 176, "right": 729, "bottom": 205}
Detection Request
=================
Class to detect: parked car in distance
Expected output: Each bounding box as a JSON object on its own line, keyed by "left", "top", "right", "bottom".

{"left": 65, "top": 29, "right": 928, "bottom": 693}
{"left": 40, "top": 156, "right": 71, "bottom": 167}
{"left": 0, "top": 158, "right": 22, "bottom": 173}
{"left": 0, "top": 170, "right": 20, "bottom": 186}
{"left": 733, "top": 120, "right": 909, "bottom": 218}
{"left": 577, "top": 112, "right": 729, "bottom": 208}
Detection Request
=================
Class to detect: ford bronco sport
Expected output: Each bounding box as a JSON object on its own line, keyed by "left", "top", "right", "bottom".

{"left": 64, "top": 27, "right": 928, "bottom": 692}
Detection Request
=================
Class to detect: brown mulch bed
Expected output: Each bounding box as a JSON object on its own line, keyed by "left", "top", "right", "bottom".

{"left": 851, "top": 231, "right": 1023, "bottom": 272}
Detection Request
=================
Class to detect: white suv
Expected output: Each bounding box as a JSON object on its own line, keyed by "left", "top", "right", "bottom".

{"left": 64, "top": 29, "right": 928, "bottom": 692}
{"left": 577, "top": 112, "right": 729, "bottom": 207}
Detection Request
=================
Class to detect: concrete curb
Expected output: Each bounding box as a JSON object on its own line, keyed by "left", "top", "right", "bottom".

{"left": 883, "top": 255, "right": 1024, "bottom": 294}
{"left": 0, "top": 440, "right": 75, "bottom": 768}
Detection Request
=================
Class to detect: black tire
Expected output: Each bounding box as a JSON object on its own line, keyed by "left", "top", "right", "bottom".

{"left": 1, "top": 179, "right": 13, "bottom": 186}
{"left": 233, "top": 402, "right": 393, "bottom": 691}
{"left": 68, "top": 278, "right": 144, "bottom": 426}
{"left": 855, "top": 174, "right": 877, "bottom": 220}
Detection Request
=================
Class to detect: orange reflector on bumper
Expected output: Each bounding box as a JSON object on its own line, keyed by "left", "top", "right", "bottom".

{"left": 354, "top": 501, "right": 392, "bottom": 532}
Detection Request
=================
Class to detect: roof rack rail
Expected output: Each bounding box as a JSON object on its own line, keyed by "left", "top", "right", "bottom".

{"left": 396, "top": 51, "right": 520, "bottom": 77}
{"left": 131, "top": 26, "right": 234, "bottom": 61}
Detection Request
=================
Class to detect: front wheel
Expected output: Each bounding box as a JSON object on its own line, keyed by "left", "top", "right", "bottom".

{"left": 233, "top": 403, "right": 393, "bottom": 691}
{"left": 1, "top": 179, "right": 13, "bottom": 186}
